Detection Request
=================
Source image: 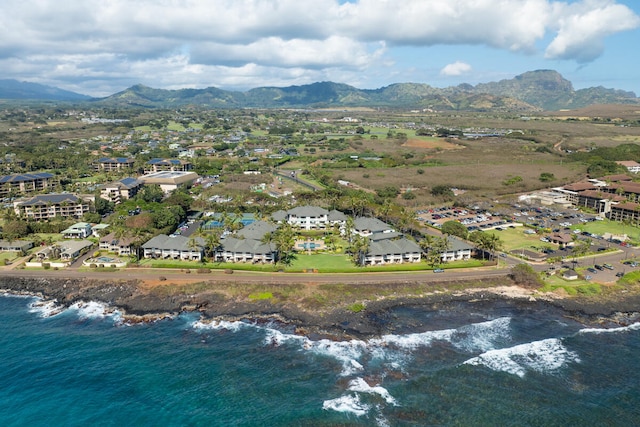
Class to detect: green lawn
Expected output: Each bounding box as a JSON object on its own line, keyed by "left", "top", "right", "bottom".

{"left": 571, "top": 219, "right": 640, "bottom": 242}
{"left": 541, "top": 274, "right": 602, "bottom": 295}
{"left": 488, "top": 227, "right": 555, "bottom": 252}
{"left": 140, "top": 253, "right": 485, "bottom": 273}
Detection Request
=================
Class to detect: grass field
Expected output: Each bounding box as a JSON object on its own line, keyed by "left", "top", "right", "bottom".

{"left": 571, "top": 219, "right": 640, "bottom": 241}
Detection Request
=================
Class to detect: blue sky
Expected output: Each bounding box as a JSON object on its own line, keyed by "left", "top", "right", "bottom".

{"left": 1, "top": 0, "right": 638, "bottom": 98}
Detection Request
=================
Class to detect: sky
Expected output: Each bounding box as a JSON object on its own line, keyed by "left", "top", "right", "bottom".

{"left": 1, "top": 0, "right": 639, "bottom": 97}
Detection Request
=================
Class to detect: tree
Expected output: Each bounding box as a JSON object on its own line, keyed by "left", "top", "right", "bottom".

{"left": 431, "top": 185, "right": 454, "bottom": 199}
{"left": 2, "top": 220, "right": 29, "bottom": 240}
{"left": 273, "top": 223, "right": 296, "bottom": 265}
{"left": 426, "top": 236, "right": 449, "bottom": 267}
{"left": 510, "top": 263, "right": 543, "bottom": 288}
{"left": 344, "top": 216, "right": 355, "bottom": 252}
{"left": 94, "top": 197, "right": 114, "bottom": 215}
{"left": 350, "top": 234, "right": 370, "bottom": 266}
{"left": 376, "top": 186, "right": 400, "bottom": 199}
{"left": 539, "top": 172, "right": 555, "bottom": 182}
{"left": 137, "top": 185, "right": 164, "bottom": 203}
{"left": 441, "top": 220, "right": 468, "bottom": 239}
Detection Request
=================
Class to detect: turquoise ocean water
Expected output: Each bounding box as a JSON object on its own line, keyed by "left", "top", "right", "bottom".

{"left": 1, "top": 291, "right": 640, "bottom": 426}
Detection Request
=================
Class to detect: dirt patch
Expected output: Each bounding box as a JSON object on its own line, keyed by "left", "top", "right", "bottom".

{"left": 401, "top": 138, "right": 460, "bottom": 150}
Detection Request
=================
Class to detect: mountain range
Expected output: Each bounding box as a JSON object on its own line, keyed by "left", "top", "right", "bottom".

{"left": 1, "top": 70, "right": 638, "bottom": 111}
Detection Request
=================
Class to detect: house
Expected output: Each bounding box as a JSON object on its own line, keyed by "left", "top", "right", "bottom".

{"left": 547, "top": 233, "right": 574, "bottom": 248}
{"left": 91, "top": 223, "right": 110, "bottom": 237}
{"left": 0, "top": 239, "right": 33, "bottom": 252}
{"left": 361, "top": 236, "right": 421, "bottom": 265}
{"left": 99, "top": 177, "right": 143, "bottom": 204}
{"left": 138, "top": 171, "right": 199, "bottom": 194}
{"left": 93, "top": 157, "right": 135, "bottom": 172}
{"left": 36, "top": 240, "right": 93, "bottom": 263}
{"left": 562, "top": 270, "right": 578, "bottom": 280}
{"left": 141, "top": 234, "right": 204, "bottom": 261}
{"left": 0, "top": 172, "right": 57, "bottom": 196}
{"left": 61, "top": 222, "right": 93, "bottom": 239}
{"left": 99, "top": 233, "right": 135, "bottom": 256}
{"left": 13, "top": 194, "right": 94, "bottom": 220}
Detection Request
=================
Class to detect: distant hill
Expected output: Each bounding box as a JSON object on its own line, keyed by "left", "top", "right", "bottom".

{"left": 0, "top": 79, "right": 90, "bottom": 101}
{"left": 98, "top": 70, "right": 638, "bottom": 111}
{"left": 469, "top": 70, "right": 638, "bottom": 111}
{"left": 2, "top": 70, "right": 638, "bottom": 111}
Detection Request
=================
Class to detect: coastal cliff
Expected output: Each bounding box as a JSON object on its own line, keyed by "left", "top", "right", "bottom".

{"left": 2, "top": 275, "right": 640, "bottom": 338}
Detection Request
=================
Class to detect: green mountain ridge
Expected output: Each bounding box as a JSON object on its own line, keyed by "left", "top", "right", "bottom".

{"left": 98, "top": 70, "right": 638, "bottom": 111}
{"left": 2, "top": 70, "right": 638, "bottom": 111}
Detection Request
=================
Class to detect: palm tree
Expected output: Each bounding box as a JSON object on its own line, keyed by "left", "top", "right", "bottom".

{"left": 350, "top": 234, "right": 370, "bottom": 266}
{"left": 344, "top": 216, "right": 355, "bottom": 253}
{"left": 419, "top": 234, "right": 434, "bottom": 257}
{"left": 273, "top": 223, "right": 296, "bottom": 266}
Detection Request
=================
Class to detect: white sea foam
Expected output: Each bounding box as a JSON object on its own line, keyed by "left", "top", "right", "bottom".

{"left": 463, "top": 338, "right": 580, "bottom": 378}
{"left": 368, "top": 317, "right": 511, "bottom": 356}
{"left": 578, "top": 322, "right": 640, "bottom": 335}
{"left": 307, "top": 338, "right": 367, "bottom": 376}
{"left": 370, "top": 327, "right": 456, "bottom": 350}
{"left": 192, "top": 319, "right": 248, "bottom": 333}
{"left": 450, "top": 317, "right": 512, "bottom": 352}
{"left": 322, "top": 394, "right": 371, "bottom": 417}
{"left": 71, "top": 301, "right": 123, "bottom": 324}
{"left": 28, "top": 299, "right": 65, "bottom": 317}
{"left": 348, "top": 377, "right": 398, "bottom": 406}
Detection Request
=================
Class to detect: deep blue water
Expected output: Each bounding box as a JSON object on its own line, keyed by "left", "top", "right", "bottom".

{"left": 1, "top": 292, "right": 640, "bottom": 426}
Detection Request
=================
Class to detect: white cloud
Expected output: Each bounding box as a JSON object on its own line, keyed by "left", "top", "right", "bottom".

{"left": 545, "top": 0, "right": 640, "bottom": 62}
{"left": 440, "top": 61, "right": 472, "bottom": 76}
{"left": 0, "top": 0, "right": 637, "bottom": 95}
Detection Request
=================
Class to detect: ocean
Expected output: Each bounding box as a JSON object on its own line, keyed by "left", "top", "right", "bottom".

{"left": 1, "top": 292, "right": 639, "bottom": 426}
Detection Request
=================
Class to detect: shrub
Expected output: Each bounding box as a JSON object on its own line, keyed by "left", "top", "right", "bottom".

{"left": 89, "top": 263, "right": 97, "bottom": 268}
{"left": 197, "top": 268, "right": 211, "bottom": 274}
{"left": 159, "top": 276, "right": 167, "bottom": 281}
{"left": 347, "top": 302, "right": 366, "bottom": 313}
{"left": 249, "top": 292, "right": 273, "bottom": 301}
{"left": 43, "top": 263, "right": 50, "bottom": 270}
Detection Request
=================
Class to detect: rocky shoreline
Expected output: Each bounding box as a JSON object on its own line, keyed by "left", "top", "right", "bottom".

{"left": 2, "top": 275, "right": 640, "bottom": 339}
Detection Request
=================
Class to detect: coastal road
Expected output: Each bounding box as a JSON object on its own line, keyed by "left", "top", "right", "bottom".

{"left": 0, "top": 265, "right": 512, "bottom": 286}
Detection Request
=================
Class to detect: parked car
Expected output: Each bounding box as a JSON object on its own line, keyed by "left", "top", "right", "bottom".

{"left": 433, "top": 268, "right": 445, "bottom": 273}
{"left": 603, "top": 263, "right": 614, "bottom": 270}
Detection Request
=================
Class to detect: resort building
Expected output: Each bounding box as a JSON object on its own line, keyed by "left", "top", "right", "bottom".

{"left": 99, "top": 177, "right": 143, "bottom": 204}
{"left": 141, "top": 234, "right": 204, "bottom": 261}
{"left": 13, "top": 194, "right": 94, "bottom": 220}
{"left": 138, "top": 171, "right": 199, "bottom": 194}
{"left": 93, "top": 157, "right": 135, "bottom": 172}
{"left": 352, "top": 217, "right": 395, "bottom": 237}
{"left": 0, "top": 172, "right": 57, "bottom": 196}
{"left": 616, "top": 161, "right": 640, "bottom": 174}
{"left": 361, "top": 236, "right": 421, "bottom": 266}
{"left": 272, "top": 205, "right": 330, "bottom": 230}
{"left": 216, "top": 220, "right": 277, "bottom": 263}
{"left": 144, "top": 158, "right": 193, "bottom": 173}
